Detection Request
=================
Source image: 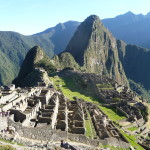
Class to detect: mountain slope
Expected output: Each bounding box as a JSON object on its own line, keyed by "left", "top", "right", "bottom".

{"left": 63, "top": 15, "right": 128, "bottom": 85}
{"left": 0, "top": 51, "right": 18, "bottom": 85}
{"left": 0, "top": 21, "right": 79, "bottom": 85}
{"left": 102, "top": 11, "right": 150, "bottom": 49}
{"left": 13, "top": 46, "right": 56, "bottom": 87}
{"left": 117, "top": 40, "right": 150, "bottom": 90}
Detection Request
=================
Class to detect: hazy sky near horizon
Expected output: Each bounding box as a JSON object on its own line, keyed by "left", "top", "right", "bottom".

{"left": 0, "top": 0, "right": 149, "bottom": 35}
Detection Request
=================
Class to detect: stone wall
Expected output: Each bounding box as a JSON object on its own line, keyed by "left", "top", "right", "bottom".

{"left": 99, "top": 137, "right": 130, "bottom": 149}
{"left": 116, "top": 107, "right": 129, "bottom": 118}
{"left": 7, "top": 117, "right": 131, "bottom": 148}
{"left": 0, "top": 91, "right": 18, "bottom": 105}
{"left": 136, "top": 118, "right": 145, "bottom": 127}
{"left": 0, "top": 117, "right": 8, "bottom": 131}
{"left": 68, "top": 133, "right": 99, "bottom": 146}
{"left": 2, "top": 95, "right": 26, "bottom": 112}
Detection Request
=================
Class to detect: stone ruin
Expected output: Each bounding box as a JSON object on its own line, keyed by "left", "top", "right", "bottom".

{"left": 0, "top": 84, "right": 131, "bottom": 148}
{"left": 116, "top": 101, "right": 145, "bottom": 127}
{"left": 98, "top": 82, "right": 136, "bottom": 103}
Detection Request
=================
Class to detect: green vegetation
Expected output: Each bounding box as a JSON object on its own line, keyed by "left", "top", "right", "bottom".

{"left": 96, "top": 84, "right": 113, "bottom": 89}
{"left": 85, "top": 112, "right": 97, "bottom": 138}
{"left": 13, "top": 46, "right": 55, "bottom": 87}
{"left": 0, "top": 51, "right": 18, "bottom": 85}
{"left": 129, "top": 79, "right": 150, "bottom": 103}
{"left": 50, "top": 75, "right": 99, "bottom": 103}
{"left": 98, "top": 106, "right": 126, "bottom": 121}
{"left": 0, "top": 144, "right": 16, "bottom": 150}
{"left": 85, "top": 119, "right": 91, "bottom": 137}
{"left": 120, "top": 130, "right": 144, "bottom": 150}
{"left": 35, "top": 59, "right": 57, "bottom": 75}
{"left": 56, "top": 52, "right": 80, "bottom": 70}
{"left": 0, "top": 138, "right": 24, "bottom": 147}
{"left": 127, "top": 126, "right": 138, "bottom": 131}
{"left": 0, "top": 32, "right": 54, "bottom": 85}
{"left": 50, "top": 75, "right": 144, "bottom": 149}
{"left": 50, "top": 75, "right": 126, "bottom": 122}
{"left": 0, "top": 138, "right": 15, "bottom": 145}
{"left": 0, "top": 21, "right": 78, "bottom": 85}
{"left": 112, "top": 97, "right": 121, "bottom": 102}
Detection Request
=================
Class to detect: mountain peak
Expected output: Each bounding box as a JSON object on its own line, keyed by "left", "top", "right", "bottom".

{"left": 84, "top": 15, "right": 102, "bottom": 26}
{"left": 13, "top": 46, "right": 46, "bottom": 86}
{"left": 86, "top": 15, "right": 100, "bottom": 20}
{"left": 65, "top": 15, "right": 104, "bottom": 66}
{"left": 64, "top": 15, "right": 128, "bottom": 85}
{"left": 30, "top": 45, "right": 42, "bottom": 52}
{"left": 125, "top": 11, "right": 134, "bottom": 15}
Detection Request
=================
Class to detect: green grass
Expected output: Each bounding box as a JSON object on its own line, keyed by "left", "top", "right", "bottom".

{"left": 85, "top": 119, "right": 92, "bottom": 137}
{"left": 0, "top": 138, "right": 24, "bottom": 146}
{"left": 120, "top": 130, "right": 144, "bottom": 150}
{"left": 0, "top": 138, "right": 15, "bottom": 145}
{"left": 98, "top": 105, "right": 126, "bottom": 121}
{"left": 50, "top": 76, "right": 127, "bottom": 122}
{"left": 85, "top": 112, "right": 97, "bottom": 138}
{"left": 127, "top": 126, "right": 138, "bottom": 131}
{"left": 50, "top": 76, "right": 99, "bottom": 103}
{"left": 96, "top": 84, "right": 114, "bottom": 90}
{"left": 50, "top": 75, "right": 144, "bottom": 149}
{"left": 0, "top": 144, "right": 16, "bottom": 150}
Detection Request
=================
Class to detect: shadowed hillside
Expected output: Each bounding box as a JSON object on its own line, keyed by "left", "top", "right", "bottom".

{"left": 0, "top": 21, "right": 79, "bottom": 85}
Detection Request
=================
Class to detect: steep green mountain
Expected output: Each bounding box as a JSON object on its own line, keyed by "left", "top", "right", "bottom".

{"left": 0, "top": 50, "right": 18, "bottom": 85}
{"left": 102, "top": 11, "right": 150, "bottom": 49}
{"left": 60, "top": 15, "right": 128, "bottom": 85}
{"left": 0, "top": 21, "right": 79, "bottom": 85}
{"left": 117, "top": 40, "right": 150, "bottom": 90}
{"left": 13, "top": 46, "right": 56, "bottom": 87}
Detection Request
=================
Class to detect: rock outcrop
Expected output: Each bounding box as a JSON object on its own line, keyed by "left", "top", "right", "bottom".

{"left": 13, "top": 46, "right": 55, "bottom": 87}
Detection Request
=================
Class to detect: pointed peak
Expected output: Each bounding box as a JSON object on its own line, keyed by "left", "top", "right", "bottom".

{"left": 85, "top": 15, "right": 101, "bottom": 23}
{"left": 29, "top": 45, "right": 44, "bottom": 54}
{"left": 125, "top": 11, "right": 134, "bottom": 15}
{"left": 25, "top": 45, "right": 46, "bottom": 65}
{"left": 30, "top": 45, "right": 42, "bottom": 51}
{"left": 65, "top": 14, "right": 109, "bottom": 66}
{"left": 87, "top": 15, "right": 100, "bottom": 20}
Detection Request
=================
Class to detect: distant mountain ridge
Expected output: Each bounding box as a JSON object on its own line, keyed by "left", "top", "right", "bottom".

{"left": 102, "top": 11, "right": 150, "bottom": 49}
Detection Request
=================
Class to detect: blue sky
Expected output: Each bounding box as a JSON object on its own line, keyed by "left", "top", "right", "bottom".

{"left": 0, "top": 0, "right": 149, "bottom": 35}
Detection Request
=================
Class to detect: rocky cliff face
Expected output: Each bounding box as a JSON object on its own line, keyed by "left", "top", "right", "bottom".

{"left": 57, "top": 15, "right": 128, "bottom": 85}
